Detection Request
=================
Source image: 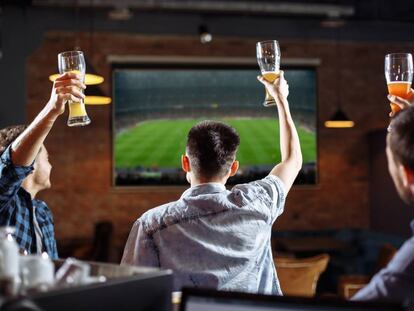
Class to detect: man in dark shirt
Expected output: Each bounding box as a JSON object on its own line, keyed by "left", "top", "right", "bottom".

{"left": 0, "top": 72, "right": 85, "bottom": 259}
{"left": 353, "top": 105, "right": 414, "bottom": 307}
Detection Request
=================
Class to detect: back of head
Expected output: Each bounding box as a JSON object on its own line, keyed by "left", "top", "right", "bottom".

{"left": 389, "top": 106, "right": 414, "bottom": 171}
{"left": 0, "top": 125, "right": 26, "bottom": 155}
{"left": 186, "top": 121, "right": 240, "bottom": 180}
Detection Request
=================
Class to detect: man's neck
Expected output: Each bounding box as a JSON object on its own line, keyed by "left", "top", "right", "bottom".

{"left": 190, "top": 176, "right": 228, "bottom": 187}
{"left": 21, "top": 181, "right": 39, "bottom": 200}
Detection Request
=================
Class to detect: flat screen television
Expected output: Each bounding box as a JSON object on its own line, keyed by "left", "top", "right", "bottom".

{"left": 112, "top": 61, "right": 317, "bottom": 187}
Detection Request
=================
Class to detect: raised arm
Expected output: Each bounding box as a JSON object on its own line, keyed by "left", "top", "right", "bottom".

{"left": 11, "top": 72, "right": 85, "bottom": 166}
{"left": 257, "top": 71, "right": 302, "bottom": 192}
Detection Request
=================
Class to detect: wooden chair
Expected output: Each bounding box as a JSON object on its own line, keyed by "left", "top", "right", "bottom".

{"left": 338, "top": 243, "right": 397, "bottom": 299}
{"left": 338, "top": 275, "right": 371, "bottom": 299}
{"left": 58, "top": 221, "right": 114, "bottom": 262}
{"left": 274, "top": 253, "right": 330, "bottom": 297}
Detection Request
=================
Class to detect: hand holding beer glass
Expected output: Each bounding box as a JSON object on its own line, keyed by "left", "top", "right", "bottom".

{"left": 385, "top": 53, "right": 413, "bottom": 116}
{"left": 58, "top": 51, "right": 91, "bottom": 127}
{"left": 256, "top": 40, "right": 280, "bottom": 106}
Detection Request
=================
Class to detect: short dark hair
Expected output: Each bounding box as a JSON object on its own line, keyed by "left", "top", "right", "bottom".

{"left": 186, "top": 120, "right": 240, "bottom": 179}
{"left": 389, "top": 106, "right": 414, "bottom": 170}
{"left": 0, "top": 125, "right": 26, "bottom": 155}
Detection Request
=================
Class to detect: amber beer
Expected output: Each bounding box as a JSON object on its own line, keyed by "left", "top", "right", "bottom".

{"left": 66, "top": 72, "right": 90, "bottom": 127}
{"left": 257, "top": 40, "right": 280, "bottom": 107}
{"left": 68, "top": 101, "right": 88, "bottom": 120}
{"left": 385, "top": 53, "right": 413, "bottom": 116}
{"left": 262, "top": 71, "right": 280, "bottom": 106}
{"left": 58, "top": 51, "right": 91, "bottom": 127}
{"left": 387, "top": 81, "right": 412, "bottom": 114}
{"left": 262, "top": 71, "right": 280, "bottom": 82}
{"left": 65, "top": 70, "right": 90, "bottom": 126}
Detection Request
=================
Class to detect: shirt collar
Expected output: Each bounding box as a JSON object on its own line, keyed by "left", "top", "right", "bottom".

{"left": 181, "top": 182, "right": 226, "bottom": 198}
{"left": 19, "top": 187, "right": 33, "bottom": 201}
{"left": 18, "top": 188, "right": 47, "bottom": 209}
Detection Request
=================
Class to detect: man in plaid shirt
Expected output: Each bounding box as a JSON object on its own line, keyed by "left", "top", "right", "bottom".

{"left": 0, "top": 72, "right": 85, "bottom": 259}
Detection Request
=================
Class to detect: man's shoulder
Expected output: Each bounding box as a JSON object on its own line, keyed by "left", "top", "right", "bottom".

{"left": 33, "top": 199, "right": 53, "bottom": 216}
{"left": 0, "top": 187, "right": 26, "bottom": 210}
{"left": 232, "top": 175, "right": 284, "bottom": 191}
{"left": 0, "top": 146, "right": 34, "bottom": 182}
{"left": 139, "top": 200, "right": 184, "bottom": 235}
{"left": 230, "top": 175, "right": 285, "bottom": 203}
{"left": 393, "top": 236, "right": 414, "bottom": 270}
{"left": 33, "top": 198, "right": 47, "bottom": 207}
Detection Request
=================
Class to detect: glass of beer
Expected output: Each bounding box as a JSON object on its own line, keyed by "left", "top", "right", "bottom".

{"left": 256, "top": 40, "right": 280, "bottom": 106}
{"left": 58, "top": 51, "right": 91, "bottom": 127}
{"left": 385, "top": 53, "right": 413, "bottom": 115}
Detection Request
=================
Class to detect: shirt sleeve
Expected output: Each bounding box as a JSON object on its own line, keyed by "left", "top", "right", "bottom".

{"left": 121, "top": 219, "right": 160, "bottom": 268}
{"left": 352, "top": 238, "right": 414, "bottom": 303}
{"left": 232, "top": 175, "right": 286, "bottom": 224}
{"left": 0, "top": 145, "right": 34, "bottom": 210}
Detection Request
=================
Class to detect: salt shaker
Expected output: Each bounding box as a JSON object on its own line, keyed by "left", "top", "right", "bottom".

{"left": 19, "top": 252, "right": 55, "bottom": 293}
{"left": 0, "top": 227, "right": 20, "bottom": 297}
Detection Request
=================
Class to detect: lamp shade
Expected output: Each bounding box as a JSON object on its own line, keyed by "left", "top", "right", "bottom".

{"left": 84, "top": 83, "right": 111, "bottom": 105}
{"left": 85, "top": 95, "right": 112, "bottom": 105}
{"left": 49, "top": 73, "right": 104, "bottom": 85}
{"left": 324, "top": 108, "right": 354, "bottom": 128}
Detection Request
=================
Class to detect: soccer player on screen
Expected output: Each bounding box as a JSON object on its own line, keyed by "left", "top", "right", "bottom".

{"left": 122, "top": 71, "right": 302, "bottom": 294}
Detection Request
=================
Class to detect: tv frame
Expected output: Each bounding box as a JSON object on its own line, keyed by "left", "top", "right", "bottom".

{"left": 109, "top": 55, "right": 320, "bottom": 190}
{"left": 28, "top": 269, "right": 173, "bottom": 311}
{"left": 180, "top": 287, "right": 404, "bottom": 311}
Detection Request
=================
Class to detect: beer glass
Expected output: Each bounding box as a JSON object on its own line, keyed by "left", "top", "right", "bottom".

{"left": 58, "top": 51, "right": 91, "bottom": 127}
{"left": 385, "top": 53, "right": 413, "bottom": 115}
{"left": 256, "top": 40, "right": 281, "bottom": 106}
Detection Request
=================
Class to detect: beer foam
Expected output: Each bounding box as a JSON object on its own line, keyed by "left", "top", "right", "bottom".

{"left": 387, "top": 81, "right": 412, "bottom": 85}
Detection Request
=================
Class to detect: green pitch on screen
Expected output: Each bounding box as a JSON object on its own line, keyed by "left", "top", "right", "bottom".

{"left": 115, "top": 119, "right": 316, "bottom": 169}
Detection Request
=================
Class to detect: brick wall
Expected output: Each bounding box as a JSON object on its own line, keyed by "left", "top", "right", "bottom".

{"left": 27, "top": 32, "right": 407, "bottom": 260}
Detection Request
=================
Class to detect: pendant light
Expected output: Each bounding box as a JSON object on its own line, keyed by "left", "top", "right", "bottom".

{"left": 324, "top": 108, "right": 354, "bottom": 128}
{"left": 49, "top": 70, "right": 104, "bottom": 86}
{"left": 84, "top": 84, "right": 112, "bottom": 105}
{"left": 49, "top": 0, "right": 111, "bottom": 105}
{"left": 324, "top": 21, "right": 354, "bottom": 129}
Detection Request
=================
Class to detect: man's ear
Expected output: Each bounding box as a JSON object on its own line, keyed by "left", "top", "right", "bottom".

{"left": 181, "top": 155, "right": 191, "bottom": 173}
{"left": 229, "top": 160, "right": 239, "bottom": 177}
{"left": 401, "top": 164, "right": 414, "bottom": 187}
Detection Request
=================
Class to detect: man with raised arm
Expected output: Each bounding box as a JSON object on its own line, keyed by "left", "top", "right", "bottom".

{"left": 352, "top": 99, "right": 414, "bottom": 307}
{"left": 122, "top": 71, "right": 302, "bottom": 294}
{"left": 0, "top": 72, "right": 85, "bottom": 259}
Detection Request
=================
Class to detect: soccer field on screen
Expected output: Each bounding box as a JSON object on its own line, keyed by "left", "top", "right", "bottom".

{"left": 115, "top": 118, "right": 316, "bottom": 169}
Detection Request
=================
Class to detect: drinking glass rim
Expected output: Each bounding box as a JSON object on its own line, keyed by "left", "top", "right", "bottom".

{"left": 256, "top": 40, "right": 279, "bottom": 47}
{"left": 385, "top": 53, "right": 413, "bottom": 59}
{"left": 58, "top": 50, "right": 84, "bottom": 58}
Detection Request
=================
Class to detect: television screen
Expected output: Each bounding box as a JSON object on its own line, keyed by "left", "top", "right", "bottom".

{"left": 113, "top": 66, "right": 317, "bottom": 186}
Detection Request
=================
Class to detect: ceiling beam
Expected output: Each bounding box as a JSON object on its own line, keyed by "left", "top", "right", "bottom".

{"left": 32, "top": 0, "right": 355, "bottom": 17}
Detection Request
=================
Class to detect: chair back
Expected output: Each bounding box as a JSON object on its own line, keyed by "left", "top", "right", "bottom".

{"left": 338, "top": 275, "right": 371, "bottom": 299}
{"left": 91, "top": 221, "right": 113, "bottom": 262}
{"left": 338, "top": 243, "right": 397, "bottom": 299}
{"left": 275, "top": 253, "right": 330, "bottom": 297}
{"left": 374, "top": 243, "right": 397, "bottom": 273}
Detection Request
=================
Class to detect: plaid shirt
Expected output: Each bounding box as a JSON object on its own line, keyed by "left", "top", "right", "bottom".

{"left": 0, "top": 146, "right": 58, "bottom": 259}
